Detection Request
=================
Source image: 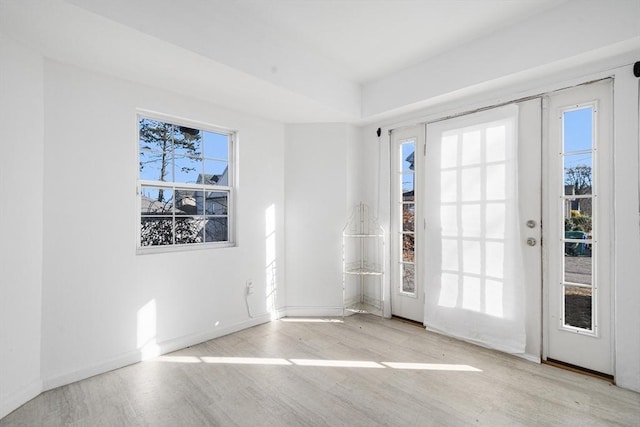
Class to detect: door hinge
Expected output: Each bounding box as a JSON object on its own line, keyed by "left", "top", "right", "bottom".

{"left": 423, "top": 141, "right": 426, "bottom": 156}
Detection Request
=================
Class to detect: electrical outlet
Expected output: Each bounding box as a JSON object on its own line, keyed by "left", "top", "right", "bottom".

{"left": 246, "top": 280, "right": 254, "bottom": 295}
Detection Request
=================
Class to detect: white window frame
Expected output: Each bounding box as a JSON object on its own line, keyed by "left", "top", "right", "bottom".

{"left": 136, "top": 111, "right": 236, "bottom": 254}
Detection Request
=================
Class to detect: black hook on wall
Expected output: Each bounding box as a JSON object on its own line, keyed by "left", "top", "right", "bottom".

{"left": 634, "top": 61, "right": 640, "bottom": 78}
{"left": 376, "top": 128, "right": 382, "bottom": 138}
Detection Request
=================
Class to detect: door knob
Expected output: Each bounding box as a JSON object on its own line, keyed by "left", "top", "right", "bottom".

{"left": 526, "top": 220, "right": 536, "bottom": 228}
{"left": 526, "top": 237, "right": 537, "bottom": 246}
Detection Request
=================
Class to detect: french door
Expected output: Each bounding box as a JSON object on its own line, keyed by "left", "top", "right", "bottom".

{"left": 423, "top": 100, "right": 541, "bottom": 353}
{"left": 390, "top": 126, "right": 425, "bottom": 323}
{"left": 544, "top": 80, "right": 613, "bottom": 375}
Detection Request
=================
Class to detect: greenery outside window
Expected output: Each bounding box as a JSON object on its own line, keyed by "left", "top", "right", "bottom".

{"left": 137, "top": 114, "right": 234, "bottom": 250}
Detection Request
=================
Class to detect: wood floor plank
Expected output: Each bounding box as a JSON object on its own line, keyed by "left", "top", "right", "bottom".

{"left": 2, "top": 315, "right": 639, "bottom": 426}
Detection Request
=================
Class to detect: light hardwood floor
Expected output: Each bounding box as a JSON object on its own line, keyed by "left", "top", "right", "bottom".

{"left": 2, "top": 315, "right": 639, "bottom": 426}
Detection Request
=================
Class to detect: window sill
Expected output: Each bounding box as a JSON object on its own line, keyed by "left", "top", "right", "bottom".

{"left": 136, "top": 241, "right": 235, "bottom": 255}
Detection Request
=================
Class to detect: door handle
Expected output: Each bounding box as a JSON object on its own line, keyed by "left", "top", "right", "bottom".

{"left": 526, "top": 237, "right": 537, "bottom": 246}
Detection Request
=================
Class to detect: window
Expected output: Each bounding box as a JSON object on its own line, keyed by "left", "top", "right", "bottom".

{"left": 137, "top": 115, "right": 234, "bottom": 250}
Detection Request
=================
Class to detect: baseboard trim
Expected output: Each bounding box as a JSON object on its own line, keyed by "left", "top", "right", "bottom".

{"left": 0, "top": 378, "right": 42, "bottom": 420}
{"left": 281, "top": 306, "right": 344, "bottom": 318}
{"left": 42, "top": 314, "right": 271, "bottom": 391}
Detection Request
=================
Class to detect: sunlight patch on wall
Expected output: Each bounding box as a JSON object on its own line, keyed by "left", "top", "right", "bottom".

{"left": 265, "top": 204, "right": 278, "bottom": 319}
{"left": 137, "top": 299, "right": 160, "bottom": 360}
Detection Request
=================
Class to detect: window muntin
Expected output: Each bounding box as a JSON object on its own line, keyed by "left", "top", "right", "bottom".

{"left": 138, "top": 115, "right": 234, "bottom": 250}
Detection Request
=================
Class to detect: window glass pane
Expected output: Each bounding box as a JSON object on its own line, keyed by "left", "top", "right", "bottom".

{"left": 402, "top": 263, "right": 415, "bottom": 294}
{"left": 203, "top": 131, "right": 229, "bottom": 160}
{"left": 175, "top": 189, "right": 200, "bottom": 215}
{"left": 174, "top": 156, "right": 202, "bottom": 184}
{"left": 140, "top": 217, "right": 173, "bottom": 246}
{"left": 403, "top": 234, "right": 414, "bottom": 262}
{"left": 205, "top": 192, "right": 228, "bottom": 215}
{"left": 402, "top": 203, "right": 415, "bottom": 232}
{"left": 564, "top": 251, "right": 592, "bottom": 285}
{"left": 204, "top": 217, "right": 228, "bottom": 242}
{"left": 174, "top": 216, "right": 204, "bottom": 244}
{"left": 563, "top": 107, "right": 593, "bottom": 153}
{"left": 139, "top": 153, "right": 173, "bottom": 182}
{"left": 564, "top": 153, "right": 592, "bottom": 195}
{"left": 204, "top": 159, "right": 229, "bottom": 184}
{"left": 140, "top": 187, "right": 173, "bottom": 214}
{"left": 440, "top": 134, "right": 458, "bottom": 168}
{"left": 564, "top": 285, "right": 592, "bottom": 330}
{"left": 139, "top": 118, "right": 172, "bottom": 154}
{"left": 173, "top": 127, "right": 202, "bottom": 158}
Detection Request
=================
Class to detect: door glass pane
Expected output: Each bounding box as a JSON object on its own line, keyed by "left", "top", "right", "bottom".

{"left": 402, "top": 263, "right": 415, "bottom": 294}
{"left": 563, "top": 107, "right": 593, "bottom": 153}
{"left": 402, "top": 173, "right": 415, "bottom": 201}
{"left": 564, "top": 285, "right": 592, "bottom": 330}
{"left": 564, "top": 252, "right": 592, "bottom": 285}
{"left": 564, "top": 153, "right": 592, "bottom": 196}
{"left": 402, "top": 203, "right": 415, "bottom": 231}
{"left": 402, "top": 234, "right": 415, "bottom": 262}
{"left": 402, "top": 142, "right": 415, "bottom": 172}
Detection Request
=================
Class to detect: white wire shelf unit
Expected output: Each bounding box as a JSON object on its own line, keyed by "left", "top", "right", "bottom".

{"left": 342, "top": 203, "right": 385, "bottom": 317}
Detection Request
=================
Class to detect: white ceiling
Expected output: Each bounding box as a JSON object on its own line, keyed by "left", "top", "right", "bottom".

{"left": 1, "top": 0, "right": 638, "bottom": 123}
{"left": 214, "top": 0, "right": 564, "bottom": 84}
{"left": 63, "top": 0, "right": 565, "bottom": 84}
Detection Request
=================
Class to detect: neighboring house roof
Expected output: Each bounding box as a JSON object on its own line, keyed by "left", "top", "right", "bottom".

{"left": 140, "top": 195, "right": 184, "bottom": 214}
{"left": 197, "top": 167, "right": 228, "bottom": 186}
{"left": 406, "top": 152, "right": 414, "bottom": 171}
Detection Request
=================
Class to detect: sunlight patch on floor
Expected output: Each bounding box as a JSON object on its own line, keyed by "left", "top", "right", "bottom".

{"left": 152, "top": 355, "right": 482, "bottom": 372}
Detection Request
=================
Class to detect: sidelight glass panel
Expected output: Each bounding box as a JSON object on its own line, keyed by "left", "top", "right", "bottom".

{"left": 564, "top": 285, "right": 592, "bottom": 330}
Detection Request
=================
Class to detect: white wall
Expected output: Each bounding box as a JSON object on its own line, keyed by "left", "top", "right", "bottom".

{"left": 358, "top": 62, "right": 640, "bottom": 392}
{"left": 284, "top": 123, "right": 357, "bottom": 316}
{"left": 363, "top": 0, "right": 640, "bottom": 119}
{"left": 0, "top": 35, "right": 44, "bottom": 418}
{"left": 39, "top": 60, "right": 286, "bottom": 389}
